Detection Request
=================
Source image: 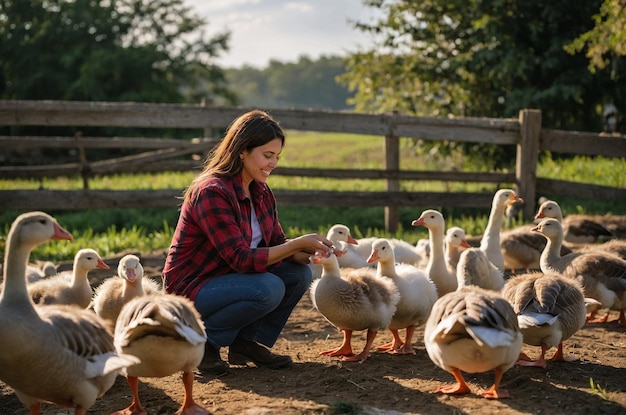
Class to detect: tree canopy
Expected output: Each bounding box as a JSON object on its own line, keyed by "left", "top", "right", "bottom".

{"left": 0, "top": 0, "right": 235, "bottom": 104}
{"left": 341, "top": 0, "right": 626, "bottom": 133}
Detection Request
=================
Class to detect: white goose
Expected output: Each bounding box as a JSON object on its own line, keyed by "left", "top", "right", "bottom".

{"left": 445, "top": 226, "right": 471, "bottom": 274}
{"left": 324, "top": 224, "right": 371, "bottom": 269}
{"left": 0, "top": 211, "right": 139, "bottom": 415}
{"left": 479, "top": 189, "right": 524, "bottom": 272}
{"left": 424, "top": 284, "right": 523, "bottom": 399}
{"left": 501, "top": 272, "right": 587, "bottom": 368}
{"left": 28, "top": 248, "right": 109, "bottom": 308}
{"left": 355, "top": 236, "right": 423, "bottom": 266}
{"left": 326, "top": 223, "right": 422, "bottom": 267}
{"left": 367, "top": 238, "right": 438, "bottom": 354}
{"left": 92, "top": 254, "right": 161, "bottom": 332}
{"left": 533, "top": 218, "right": 626, "bottom": 325}
{"left": 535, "top": 199, "right": 616, "bottom": 244}
{"left": 412, "top": 209, "right": 458, "bottom": 296}
{"left": 112, "top": 293, "right": 209, "bottom": 415}
{"left": 309, "top": 249, "right": 400, "bottom": 363}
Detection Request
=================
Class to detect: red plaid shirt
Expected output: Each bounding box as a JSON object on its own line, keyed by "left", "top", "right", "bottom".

{"left": 163, "top": 174, "right": 288, "bottom": 301}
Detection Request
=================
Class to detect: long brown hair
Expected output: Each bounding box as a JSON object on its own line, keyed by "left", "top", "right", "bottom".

{"left": 184, "top": 110, "right": 285, "bottom": 204}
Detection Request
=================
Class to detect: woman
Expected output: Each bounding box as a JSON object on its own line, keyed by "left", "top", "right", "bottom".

{"left": 163, "top": 110, "right": 334, "bottom": 375}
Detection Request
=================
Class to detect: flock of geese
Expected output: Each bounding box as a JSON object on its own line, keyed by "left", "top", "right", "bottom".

{"left": 0, "top": 211, "right": 210, "bottom": 415}
{"left": 308, "top": 189, "right": 626, "bottom": 399}
{"left": 0, "top": 189, "right": 624, "bottom": 412}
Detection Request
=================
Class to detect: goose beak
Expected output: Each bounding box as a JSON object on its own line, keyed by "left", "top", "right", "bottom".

{"left": 51, "top": 222, "right": 73, "bottom": 241}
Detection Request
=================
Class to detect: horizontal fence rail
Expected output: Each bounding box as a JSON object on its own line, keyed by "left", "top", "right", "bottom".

{"left": 1, "top": 100, "right": 624, "bottom": 231}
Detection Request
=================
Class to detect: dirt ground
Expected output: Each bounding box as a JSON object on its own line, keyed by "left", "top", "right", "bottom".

{"left": 2, "top": 221, "right": 626, "bottom": 414}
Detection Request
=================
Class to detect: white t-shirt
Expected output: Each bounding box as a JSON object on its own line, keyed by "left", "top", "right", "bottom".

{"left": 250, "top": 204, "right": 262, "bottom": 248}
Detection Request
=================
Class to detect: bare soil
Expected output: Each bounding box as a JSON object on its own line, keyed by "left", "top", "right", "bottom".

{"left": 2, "top": 220, "right": 626, "bottom": 414}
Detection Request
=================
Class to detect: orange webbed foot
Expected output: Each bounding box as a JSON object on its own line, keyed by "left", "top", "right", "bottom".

{"left": 480, "top": 386, "right": 511, "bottom": 399}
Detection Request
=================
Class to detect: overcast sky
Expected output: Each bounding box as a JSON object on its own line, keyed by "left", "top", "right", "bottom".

{"left": 184, "top": 0, "right": 382, "bottom": 68}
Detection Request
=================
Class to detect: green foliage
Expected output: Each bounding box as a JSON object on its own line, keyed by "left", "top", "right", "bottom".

{"left": 0, "top": 0, "right": 235, "bottom": 105}
{"left": 589, "top": 377, "right": 609, "bottom": 400}
{"left": 565, "top": 0, "right": 626, "bottom": 74}
{"left": 343, "top": 0, "right": 625, "bottom": 133}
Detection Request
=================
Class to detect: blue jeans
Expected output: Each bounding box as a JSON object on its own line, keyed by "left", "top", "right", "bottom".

{"left": 194, "top": 261, "right": 312, "bottom": 349}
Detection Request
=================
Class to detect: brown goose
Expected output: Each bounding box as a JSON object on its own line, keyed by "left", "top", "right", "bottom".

{"left": 113, "top": 293, "right": 209, "bottom": 415}
{"left": 535, "top": 199, "right": 616, "bottom": 244}
{"left": 501, "top": 224, "right": 573, "bottom": 274}
{"left": 92, "top": 254, "right": 161, "bottom": 332}
{"left": 424, "top": 285, "right": 522, "bottom": 399}
{"left": 533, "top": 218, "right": 626, "bottom": 325}
{"left": 0, "top": 211, "right": 139, "bottom": 415}
{"left": 501, "top": 272, "right": 587, "bottom": 368}
{"left": 309, "top": 249, "right": 400, "bottom": 363}
{"left": 456, "top": 248, "right": 505, "bottom": 292}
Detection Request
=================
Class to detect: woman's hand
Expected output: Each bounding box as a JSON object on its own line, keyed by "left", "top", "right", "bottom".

{"left": 294, "top": 233, "right": 334, "bottom": 254}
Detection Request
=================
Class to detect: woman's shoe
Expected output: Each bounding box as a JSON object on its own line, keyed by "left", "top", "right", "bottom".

{"left": 198, "top": 343, "right": 230, "bottom": 375}
{"left": 228, "top": 337, "right": 292, "bottom": 369}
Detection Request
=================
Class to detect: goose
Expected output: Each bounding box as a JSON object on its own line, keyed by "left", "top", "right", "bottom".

{"left": 92, "top": 254, "right": 161, "bottom": 332}
{"left": 367, "top": 238, "right": 438, "bottom": 354}
{"left": 445, "top": 226, "right": 471, "bottom": 275}
{"left": 28, "top": 248, "right": 109, "bottom": 308}
{"left": 25, "top": 261, "right": 57, "bottom": 283}
{"left": 424, "top": 285, "right": 523, "bottom": 399}
{"left": 326, "top": 224, "right": 423, "bottom": 267}
{"left": 572, "top": 237, "right": 626, "bottom": 260}
{"left": 535, "top": 199, "right": 616, "bottom": 244}
{"left": 355, "top": 236, "right": 423, "bottom": 266}
{"left": 412, "top": 209, "right": 458, "bottom": 296}
{"left": 501, "top": 272, "right": 587, "bottom": 368}
{"left": 322, "top": 224, "right": 371, "bottom": 269}
{"left": 112, "top": 293, "right": 209, "bottom": 415}
{"left": 309, "top": 249, "right": 400, "bottom": 363}
{"left": 0, "top": 211, "right": 139, "bottom": 415}
{"left": 456, "top": 248, "right": 505, "bottom": 292}
{"left": 500, "top": 224, "right": 572, "bottom": 274}
{"left": 477, "top": 189, "right": 524, "bottom": 272}
{"left": 415, "top": 238, "right": 431, "bottom": 267}
{"left": 532, "top": 218, "right": 626, "bottom": 325}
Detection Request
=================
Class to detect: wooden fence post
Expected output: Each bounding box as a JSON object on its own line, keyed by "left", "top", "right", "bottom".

{"left": 201, "top": 98, "right": 213, "bottom": 138}
{"left": 75, "top": 131, "right": 90, "bottom": 190}
{"left": 516, "top": 109, "right": 542, "bottom": 221}
{"left": 385, "top": 134, "right": 400, "bottom": 233}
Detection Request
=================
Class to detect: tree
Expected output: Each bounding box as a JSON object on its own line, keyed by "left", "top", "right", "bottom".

{"left": 341, "top": 0, "right": 625, "bottom": 133}
{"left": 565, "top": 0, "right": 626, "bottom": 74}
{"left": 0, "top": 0, "right": 235, "bottom": 104}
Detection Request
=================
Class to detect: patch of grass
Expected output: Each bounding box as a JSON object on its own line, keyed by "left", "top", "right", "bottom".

{"left": 589, "top": 377, "right": 609, "bottom": 400}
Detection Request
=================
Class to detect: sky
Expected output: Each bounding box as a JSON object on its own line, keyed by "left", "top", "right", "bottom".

{"left": 184, "top": 0, "right": 382, "bottom": 69}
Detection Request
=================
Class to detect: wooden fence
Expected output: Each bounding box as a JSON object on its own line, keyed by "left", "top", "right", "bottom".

{"left": 1, "top": 100, "right": 625, "bottom": 232}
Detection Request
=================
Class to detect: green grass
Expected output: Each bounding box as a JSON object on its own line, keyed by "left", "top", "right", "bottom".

{"left": 1, "top": 131, "right": 624, "bottom": 262}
